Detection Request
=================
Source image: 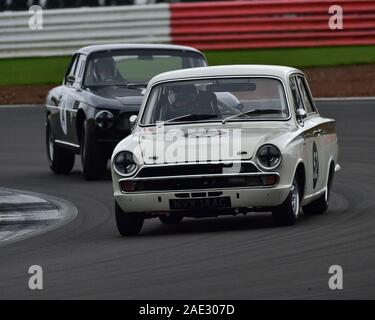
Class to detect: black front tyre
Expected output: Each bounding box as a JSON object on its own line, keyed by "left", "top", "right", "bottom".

{"left": 159, "top": 214, "right": 183, "bottom": 225}
{"left": 115, "top": 201, "right": 144, "bottom": 236}
{"left": 272, "top": 178, "right": 300, "bottom": 226}
{"left": 80, "top": 121, "right": 108, "bottom": 180}
{"left": 46, "top": 116, "right": 75, "bottom": 174}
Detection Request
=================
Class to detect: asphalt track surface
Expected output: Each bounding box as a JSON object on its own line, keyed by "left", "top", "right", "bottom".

{"left": 0, "top": 100, "right": 374, "bottom": 299}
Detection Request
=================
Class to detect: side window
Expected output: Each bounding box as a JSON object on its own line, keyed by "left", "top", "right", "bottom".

{"left": 290, "top": 76, "right": 304, "bottom": 112}
{"left": 65, "top": 54, "right": 79, "bottom": 85}
{"left": 297, "top": 76, "right": 316, "bottom": 114}
{"left": 74, "top": 55, "right": 86, "bottom": 82}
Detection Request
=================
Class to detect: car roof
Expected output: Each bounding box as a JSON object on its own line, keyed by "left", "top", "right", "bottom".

{"left": 75, "top": 43, "right": 205, "bottom": 56}
{"left": 149, "top": 65, "right": 303, "bottom": 85}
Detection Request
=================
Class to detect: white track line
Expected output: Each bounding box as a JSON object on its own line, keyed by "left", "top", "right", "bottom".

{"left": 0, "top": 194, "right": 50, "bottom": 204}
{"left": 0, "top": 210, "right": 60, "bottom": 223}
{"left": 0, "top": 188, "right": 77, "bottom": 246}
{"left": 0, "top": 192, "right": 58, "bottom": 223}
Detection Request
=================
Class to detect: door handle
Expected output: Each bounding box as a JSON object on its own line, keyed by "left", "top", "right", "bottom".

{"left": 313, "top": 129, "right": 323, "bottom": 136}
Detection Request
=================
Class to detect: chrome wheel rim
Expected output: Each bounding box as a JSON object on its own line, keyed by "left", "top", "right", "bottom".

{"left": 291, "top": 181, "right": 300, "bottom": 217}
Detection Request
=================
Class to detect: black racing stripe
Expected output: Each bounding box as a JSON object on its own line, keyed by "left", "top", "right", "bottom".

{"left": 0, "top": 202, "right": 56, "bottom": 213}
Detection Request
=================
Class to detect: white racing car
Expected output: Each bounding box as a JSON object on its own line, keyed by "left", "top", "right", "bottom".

{"left": 111, "top": 65, "right": 340, "bottom": 236}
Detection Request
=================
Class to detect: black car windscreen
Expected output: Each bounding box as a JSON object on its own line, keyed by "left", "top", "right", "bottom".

{"left": 83, "top": 49, "right": 206, "bottom": 87}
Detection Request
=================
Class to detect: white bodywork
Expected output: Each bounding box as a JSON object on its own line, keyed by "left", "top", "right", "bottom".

{"left": 111, "top": 65, "right": 339, "bottom": 215}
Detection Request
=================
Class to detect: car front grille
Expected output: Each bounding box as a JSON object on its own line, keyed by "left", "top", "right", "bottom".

{"left": 136, "top": 162, "right": 259, "bottom": 178}
{"left": 120, "top": 174, "right": 278, "bottom": 192}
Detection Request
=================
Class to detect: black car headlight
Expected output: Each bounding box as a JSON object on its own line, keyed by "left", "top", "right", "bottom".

{"left": 95, "top": 110, "right": 114, "bottom": 129}
{"left": 256, "top": 144, "right": 282, "bottom": 170}
{"left": 113, "top": 151, "right": 138, "bottom": 176}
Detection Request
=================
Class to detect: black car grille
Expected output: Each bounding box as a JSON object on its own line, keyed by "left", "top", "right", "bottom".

{"left": 120, "top": 174, "right": 278, "bottom": 192}
{"left": 136, "top": 163, "right": 259, "bottom": 178}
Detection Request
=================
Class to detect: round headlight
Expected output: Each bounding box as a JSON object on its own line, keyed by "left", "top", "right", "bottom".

{"left": 256, "top": 144, "right": 282, "bottom": 170}
{"left": 95, "top": 110, "right": 114, "bottom": 129}
{"left": 113, "top": 151, "right": 138, "bottom": 176}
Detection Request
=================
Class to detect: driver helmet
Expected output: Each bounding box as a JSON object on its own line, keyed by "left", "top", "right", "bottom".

{"left": 93, "top": 57, "right": 117, "bottom": 83}
{"left": 168, "top": 84, "right": 197, "bottom": 109}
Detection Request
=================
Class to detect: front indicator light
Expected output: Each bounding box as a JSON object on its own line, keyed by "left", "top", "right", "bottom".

{"left": 120, "top": 181, "right": 137, "bottom": 192}
{"left": 260, "top": 175, "right": 278, "bottom": 186}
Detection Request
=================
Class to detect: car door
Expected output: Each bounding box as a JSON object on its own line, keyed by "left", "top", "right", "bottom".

{"left": 50, "top": 54, "right": 79, "bottom": 144}
{"left": 295, "top": 75, "right": 327, "bottom": 193}
{"left": 290, "top": 75, "right": 318, "bottom": 197}
{"left": 64, "top": 54, "right": 86, "bottom": 146}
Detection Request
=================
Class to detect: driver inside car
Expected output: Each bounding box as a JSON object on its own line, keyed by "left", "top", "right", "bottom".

{"left": 92, "top": 57, "right": 125, "bottom": 85}
{"left": 163, "top": 84, "right": 198, "bottom": 120}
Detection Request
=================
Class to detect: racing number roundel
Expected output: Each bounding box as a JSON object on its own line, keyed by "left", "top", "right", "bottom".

{"left": 312, "top": 142, "right": 319, "bottom": 189}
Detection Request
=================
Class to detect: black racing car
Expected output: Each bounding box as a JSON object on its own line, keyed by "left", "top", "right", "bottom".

{"left": 45, "top": 44, "right": 207, "bottom": 180}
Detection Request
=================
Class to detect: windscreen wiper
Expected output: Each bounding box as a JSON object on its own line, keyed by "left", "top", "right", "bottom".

{"left": 126, "top": 82, "right": 148, "bottom": 89}
{"left": 113, "top": 83, "right": 148, "bottom": 90}
{"left": 222, "top": 109, "right": 282, "bottom": 124}
{"left": 164, "top": 114, "right": 218, "bottom": 124}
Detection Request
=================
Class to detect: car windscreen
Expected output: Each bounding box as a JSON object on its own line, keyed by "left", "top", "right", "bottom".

{"left": 140, "top": 77, "right": 289, "bottom": 125}
{"left": 83, "top": 49, "right": 206, "bottom": 87}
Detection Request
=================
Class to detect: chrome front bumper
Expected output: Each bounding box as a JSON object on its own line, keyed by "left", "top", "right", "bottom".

{"left": 114, "top": 184, "right": 291, "bottom": 213}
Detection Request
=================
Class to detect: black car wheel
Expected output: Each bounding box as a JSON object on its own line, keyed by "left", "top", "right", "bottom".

{"left": 46, "top": 116, "right": 75, "bottom": 174}
{"left": 159, "top": 214, "right": 183, "bottom": 225}
{"left": 115, "top": 201, "right": 144, "bottom": 236}
{"left": 272, "top": 177, "right": 300, "bottom": 226}
{"left": 80, "top": 121, "right": 108, "bottom": 180}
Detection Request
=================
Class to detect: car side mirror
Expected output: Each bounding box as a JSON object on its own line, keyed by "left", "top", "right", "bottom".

{"left": 66, "top": 75, "right": 76, "bottom": 85}
{"left": 296, "top": 108, "right": 307, "bottom": 124}
{"left": 129, "top": 115, "right": 138, "bottom": 130}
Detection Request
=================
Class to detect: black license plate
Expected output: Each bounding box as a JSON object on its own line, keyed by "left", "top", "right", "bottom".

{"left": 169, "top": 197, "right": 231, "bottom": 210}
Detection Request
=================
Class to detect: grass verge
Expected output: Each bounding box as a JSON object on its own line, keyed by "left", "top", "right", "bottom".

{"left": 0, "top": 46, "right": 375, "bottom": 86}
{"left": 205, "top": 46, "right": 375, "bottom": 68}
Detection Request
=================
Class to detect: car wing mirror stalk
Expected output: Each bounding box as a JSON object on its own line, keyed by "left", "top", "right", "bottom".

{"left": 66, "top": 75, "right": 76, "bottom": 85}
{"left": 129, "top": 115, "right": 138, "bottom": 131}
{"left": 296, "top": 108, "right": 307, "bottom": 125}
